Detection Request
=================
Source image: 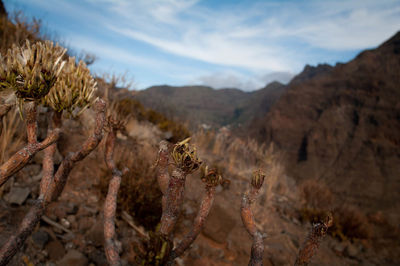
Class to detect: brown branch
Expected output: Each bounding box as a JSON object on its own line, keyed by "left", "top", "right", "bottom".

{"left": 294, "top": 213, "right": 333, "bottom": 266}
{"left": 121, "top": 211, "right": 148, "bottom": 240}
{"left": 241, "top": 170, "right": 266, "bottom": 266}
{"left": 157, "top": 140, "right": 170, "bottom": 211}
{"left": 170, "top": 185, "right": 215, "bottom": 260}
{"left": 0, "top": 107, "right": 61, "bottom": 188}
{"left": 44, "top": 99, "right": 106, "bottom": 203}
{"left": 41, "top": 215, "right": 73, "bottom": 235}
{"left": 159, "top": 167, "right": 187, "bottom": 238}
{"left": 103, "top": 127, "right": 122, "bottom": 266}
{"left": 39, "top": 111, "right": 62, "bottom": 196}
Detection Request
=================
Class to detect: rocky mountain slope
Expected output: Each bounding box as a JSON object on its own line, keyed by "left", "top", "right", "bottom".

{"left": 134, "top": 82, "right": 286, "bottom": 128}
{"left": 250, "top": 31, "right": 400, "bottom": 218}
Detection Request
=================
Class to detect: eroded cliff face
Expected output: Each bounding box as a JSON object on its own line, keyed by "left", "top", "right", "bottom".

{"left": 251, "top": 32, "right": 400, "bottom": 216}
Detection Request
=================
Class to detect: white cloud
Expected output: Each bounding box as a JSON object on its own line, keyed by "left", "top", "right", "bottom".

{"left": 192, "top": 70, "right": 294, "bottom": 91}
{"left": 101, "top": 0, "right": 400, "bottom": 73}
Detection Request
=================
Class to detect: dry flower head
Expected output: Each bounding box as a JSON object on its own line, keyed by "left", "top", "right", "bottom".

{"left": 0, "top": 40, "right": 66, "bottom": 102}
{"left": 43, "top": 57, "right": 96, "bottom": 114}
{"left": 171, "top": 138, "right": 201, "bottom": 174}
{"left": 201, "top": 165, "right": 222, "bottom": 187}
{"left": 251, "top": 169, "right": 265, "bottom": 189}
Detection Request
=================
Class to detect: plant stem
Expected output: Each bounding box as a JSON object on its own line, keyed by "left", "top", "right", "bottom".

{"left": 169, "top": 185, "right": 215, "bottom": 261}
{"left": 159, "top": 167, "right": 186, "bottom": 238}
{"left": 294, "top": 214, "right": 333, "bottom": 266}
{"left": 0, "top": 104, "right": 60, "bottom": 188}
{"left": 241, "top": 186, "right": 264, "bottom": 266}
{"left": 157, "top": 140, "right": 170, "bottom": 211}
{"left": 103, "top": 127, "right": 123, "bottom": 266}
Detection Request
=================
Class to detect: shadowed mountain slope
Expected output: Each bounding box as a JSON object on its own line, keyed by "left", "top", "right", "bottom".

{"left": 250, "top": 31, "right": 400, "bottom": 216}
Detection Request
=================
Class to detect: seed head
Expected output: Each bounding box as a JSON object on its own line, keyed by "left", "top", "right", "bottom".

{"left": 43, "top": 57, "right": 97, "bottom": 114}
{"left": 171, "top": 138, "right": 201, "bottom": 174}
{"left": 251, "top": 169, "right": 265, "bottom": 189}
{"left": 201, "top": 165, "right": 222, "bottom": 187}
{"left": 0, "top": 40, "right": 66, "bottom": 101}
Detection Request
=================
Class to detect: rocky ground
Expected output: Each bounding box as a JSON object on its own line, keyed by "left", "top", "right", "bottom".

{"left": 1, "top": 109, "right": 397, "bottom": 266}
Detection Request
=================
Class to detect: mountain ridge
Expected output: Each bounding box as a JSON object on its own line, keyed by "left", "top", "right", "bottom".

{"left": 134, "top": 81, "right": 286, "bottom": 128}
{"left": 249, "top": 31, "right": 400, "bottom": 215}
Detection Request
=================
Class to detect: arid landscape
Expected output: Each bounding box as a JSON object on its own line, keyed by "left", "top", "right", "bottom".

{"left": 0, "top": 1, "right": 399, "bottom": 265}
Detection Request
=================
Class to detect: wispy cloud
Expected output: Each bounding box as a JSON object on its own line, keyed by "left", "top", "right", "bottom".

{"left": 104, "top": 0, "right": 400, "bottom": 69}
{"left": 7, "top": 0, "right": 400, "bottom": 90}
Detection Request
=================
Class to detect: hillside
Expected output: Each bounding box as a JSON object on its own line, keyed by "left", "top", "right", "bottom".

{"left": 250, "top": 31, "right": 400, "bottom": 217}
{"left": 134, "top": 82, "right": 286, "bottom": 128}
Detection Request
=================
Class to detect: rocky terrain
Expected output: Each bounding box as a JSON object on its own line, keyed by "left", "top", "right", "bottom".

{"left": 250, "top": 32, "right": 400, "bottom": 218}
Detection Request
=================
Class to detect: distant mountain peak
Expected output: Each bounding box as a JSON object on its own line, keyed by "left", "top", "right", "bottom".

{"left": 291, "top": 63, "right": 333, "bottom": 84}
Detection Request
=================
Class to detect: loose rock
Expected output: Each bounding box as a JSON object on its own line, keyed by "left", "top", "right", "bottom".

{"left": 4, "top": 186, "right": 30, "bottom": 205}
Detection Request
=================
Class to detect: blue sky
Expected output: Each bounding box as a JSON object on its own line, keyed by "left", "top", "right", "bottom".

{"left": 5, "top": 0, "right": 400, "bottom": 91}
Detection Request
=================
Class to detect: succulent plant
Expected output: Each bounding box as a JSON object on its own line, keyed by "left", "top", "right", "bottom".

{"left": 251, "top": 169, "right": 265, "bottom": 189}
{"left": 0, "top": 40, "right": 66, "bottom": 101}
{"left": 171, "top": 138, "right": 201, "bottom": 174}
{"left": 43, "top": 57, "right": 96, "bottom": 114}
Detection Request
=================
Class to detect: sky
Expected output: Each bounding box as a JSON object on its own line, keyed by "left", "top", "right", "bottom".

{"left": 4, "top": 0, "right": 400, "bottom": 91}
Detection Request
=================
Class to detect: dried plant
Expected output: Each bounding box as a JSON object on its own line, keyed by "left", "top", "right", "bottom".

{"left": 0, "top": 99, "right": 106, "bottom": 265}
{"left": 241, "top": 169, "right": 266, "bottom": 266}
{"left": 0, "top": 37, "right": 107, "bottom": 264}
{"left": 171, "top": 138, "right": 201, "bottom": 174}
{"left": 152, "top": 139, "right": 222, "bottom": 265}
{"left": 160, "top": 138, "right": 202, "bottom": 238}
{"left": 43, "top": 57, "right": 96, "bottom": 114}
{"left": 167, "top": 165, "right": 221, "bottom": 263}
{"left": 295, "top": 213, "right": 333, "bottom": 266}
{"left": 135, "top": 231, "right": 173, "bottom": 266}
{"left": 0, "top": 40, "right": 66, "bottom": 104}
{"left": 0, "top": 104, "right": 24, "bottom": 165}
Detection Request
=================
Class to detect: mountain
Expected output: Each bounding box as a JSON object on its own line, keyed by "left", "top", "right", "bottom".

{"left": 134, "top": 82, "right": 286, "bottom": 128}
{"left": 250, "top": 31, "right": 400, "bottom": 215}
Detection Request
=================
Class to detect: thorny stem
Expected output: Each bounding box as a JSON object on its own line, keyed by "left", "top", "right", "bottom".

{"left": 241, "top": 186, "right": 265, "bottom": 266}
{"left": 169, "top": 185, "right": 216, "bottom": 261}
{"left": 157, "top": 140, "right": 170, "bottom": 211}
{"left": 0, "top": 99, "right": 106, "bottom": 265}
{"left": 103, "top": 127, "right": 125, "bottom": 266}
{"left": 159, "top": 167, "right": 186, "bottom": 238}
{"left": 0, "top": 105, "right": 61, "bottom": 188}
{"left": 294, "top": 214, "right": 333, "bottom": 266}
